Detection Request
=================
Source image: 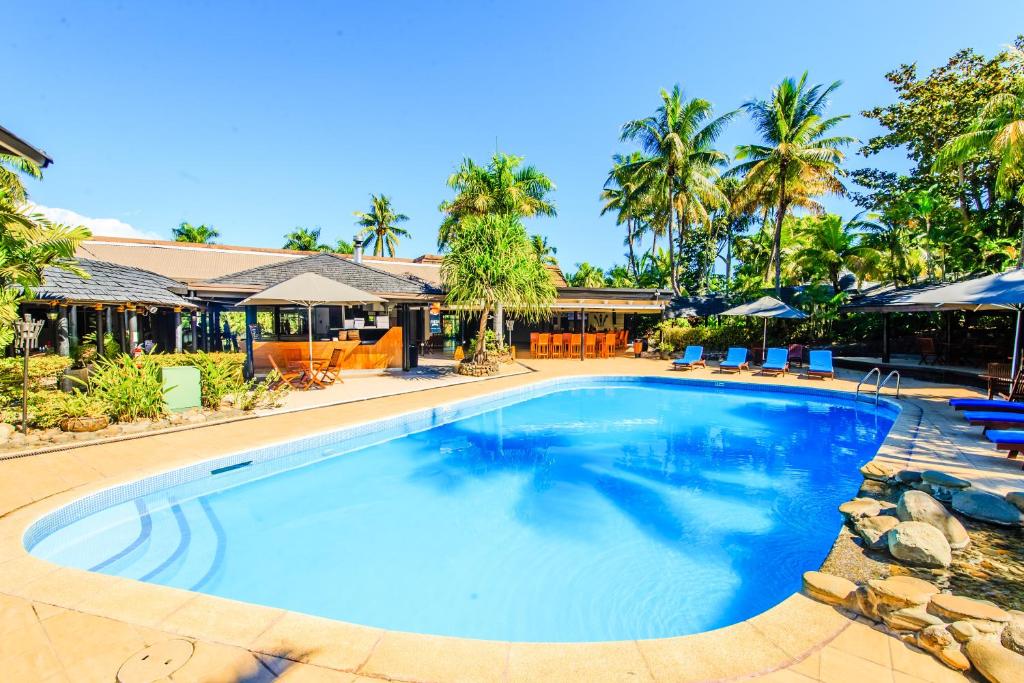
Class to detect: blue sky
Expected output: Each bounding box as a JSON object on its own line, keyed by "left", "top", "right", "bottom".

{"left": 6, "top": 1, "right": 1023, "bottom": 271}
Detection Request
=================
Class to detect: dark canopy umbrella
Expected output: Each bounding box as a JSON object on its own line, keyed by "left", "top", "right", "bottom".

{"left": 721, "top": 295, "right": 808, "bottom": 353}
{"left": 912, "top": 268, "right": 1024, "bottom": 375}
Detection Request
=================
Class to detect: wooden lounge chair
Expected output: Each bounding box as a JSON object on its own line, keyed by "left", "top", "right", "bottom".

{"left": 951, "top": 366, "right": 1024, "bottom": 411}
{"left": 317, "top": 348, "right": 345, "bottom": 386}
{"left": 718, "top": 347, "right": 749, "bottom": 373}
{"left": 917, "top": 337, "right": 941, "bottom": 365}
{"left": 671, "top": 345, "right": 705, "bottom": 371}
{"left": 760, "top": 347, "right": 789, "bottom": 376}
{"left": 270, "top": 355, "right": 308, "bottom": 390}
{"left": 806, "top": 350, "right": 834, "bottom": 380}
{"left": 787, "top": 344, "right": 805, "bottom": 368}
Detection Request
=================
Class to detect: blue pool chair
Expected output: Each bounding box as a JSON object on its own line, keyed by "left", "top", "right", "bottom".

{"left": 806, "top": 350, "right": 834, "bottom": 380}
{"left": 949, "top": 397, "right": 1024, "bottom": 412}
{"left": 984, "top": 429, "right": 1024, "bottom": 469}
{"left": 671, "top": 345, "right": 705, "bottom": 371}
{"left": 718, "top": 347, "right": 749, "bottom": 373}
{"left": 760, "top": 347, "right": 790, "bottom": 376}
{"left": 962, "top": 411, "right": 1024, "bottom": 430}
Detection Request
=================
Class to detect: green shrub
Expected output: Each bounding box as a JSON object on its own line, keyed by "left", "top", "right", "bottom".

{"left": 87, "top": 354, "right": 166, "bottom": 422}
{"left": 0, "top": 355, "right": 72, "bottom": 398}
{"left": 657, "top": 321, "right": 751, "bottom": 352}
{"left": 235, "top": 371, "right": 289, "bottom": 411}
{"left": 188, "top": 353, "right": 245, "bottom": 409}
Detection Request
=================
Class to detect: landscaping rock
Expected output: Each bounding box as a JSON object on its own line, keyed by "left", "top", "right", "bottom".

{"left": 801, "top": 571, "right": 856, "bottom": 607}
{"left": 949, "top": 621, "right": 978, "bottom": 643}
{"left": 867, "top": 575, "right": 939, "bottom": 611}
{"left": 852, "top": 515, "right": 899, "bottom": 549}
{"left": 895, "top": 469, "right": 923, "bottom": 484}
{"left": 929, "top": 594, "right": 1012, "bottom": 625}
{"left": 951, "top": 490, "right": 1024, "bottom": 527}
{"left": 860, "top": 460, "right": 898, "bottom": 482}
{"left": 888, "top": 521, "right": 953, "bottom": 568}
{"left": 883, "top": 605, "right": 945, "bottom": 632}
{"left": 0, "top": 423, "right": 14, "bottom": 444}
{"left": 913, "top": 625, "right": 971, "bottom": 672}
{"left": 1004, "top": 492, "right": 1024, "bottom": 515}
{"left": 839, "top": 497, "right": 882, "bottom": 519}
{"left": 922, "top": 470, "right": 971, "bottom": 501}
{"left": 964, "top": 636, "right": 1024, "bottom": 683}
{"left": 897, "top": 490, "right": 971, "bottom": 550}
{"left": 119, "top": 420, "right": 153, "bottom": 434}
{"left": 1000, "top": 616, "right": 1024, "bottom": 656}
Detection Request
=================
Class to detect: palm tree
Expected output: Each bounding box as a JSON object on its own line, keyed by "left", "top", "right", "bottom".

{"left": 439, "top": 152, "right": 556, "bottom": 247}
{"left": 530, "top": 234, "right": 558, "bottom": 266}
{"left": 790, "top": 214, "right": 881, "bottom": 291}
{"left": 620, "top": 85, "right": 735, "bottom": 295}
{"left": 282, "top": 227, "right": 331, "bottom": 252}
{"left": 733, "top": 73, "right": 854, "bottom": 295}
{"left": 441, "top": 214, "right": 555, "bottom": 363}
{"left": 568, "top": 262, "right": 606, "bottom": 288}
{"left": 903, "top": 187, "right": 941, "bottom": 279}
{"left": 172, "top": 221, "right": 220, "bottom": 244}
{"left": 601, "top": 152, "right": 649, "bottom": 277}
{"left": 0, "top": 153, "right": 42, "bottom": 204}
{"left": 936, "top": 51, "right": 1024, "bottom": 264}
{"left": 713, "top": 177, "right": 757, "bottom": 297}
{"left": 334, "top": 238, "right": 354, "bottom": 255}
{"left": 353, "top": 194, "right": 411, "bottom": 257}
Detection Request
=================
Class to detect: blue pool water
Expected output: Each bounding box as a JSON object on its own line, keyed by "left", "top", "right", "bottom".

{"left": 29, "top": 378, "right": 897, "bottom": 642}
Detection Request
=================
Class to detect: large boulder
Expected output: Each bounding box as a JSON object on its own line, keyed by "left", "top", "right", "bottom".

{"left": 887, "top": 521, "right": 952, "bottom": 568}
{"left": 895, "top": 469, "right": 923, "bottom": 485}
{"left": 897, "top": 490, "right": 971, "bottom": 550}
{"left": 922, "top": 470, "right": 971, "bottom": 501}
{"left": 801, "top": 571, "right": 856, "bottom": 607}
{"left": 852, "top": 515, "right": 900, "bottom": 550}
{"left": 1002, "top": 611, "right": 1024, "bottom": 655}
{"left": 964, "top": 636, "right": 1024, "bottom": 683}
{"left": 860, "top": 460, "right": 898, "bottom": 482}
{"left": 1006, "top": 492, "right": 1024, "bottom": 514}
{"left": 867, "top": 575, "right": 939, "bottom": 611}
{"left": 929, "top": 594, "right": 1012, "bottom": 625}
{"left": 883, "top": 606, "right": 944, "bottom": 632}
{"left": 951, "top": 490, "right": 1024, "bottom": 527}
{"left": 839, "top": 497, "right": 882, "bottom": 519}
{"left": 912, "top": 625, "right": 971, "bottom": 672}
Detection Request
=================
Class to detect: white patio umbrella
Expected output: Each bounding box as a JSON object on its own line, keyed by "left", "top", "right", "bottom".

{"left": 239, "top": 272, "right": 384, "bottom": 375}
{"left": 911, "top": 268, "right": 1024, "bottom": 376}
{"left": 721, "top": 296, "right": 808, "bottom": 358}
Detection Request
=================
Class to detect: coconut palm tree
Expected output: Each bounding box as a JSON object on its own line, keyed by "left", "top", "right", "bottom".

{"left": 530, "top": 234, "right": 558, "bottom": 266}
{"left": 568, "top": 262, "right": 606, "bottom": 287}
{"left": 936, "top": 51, "right": 1024, "bottom": 264}
{"left": 439, "top": 153, "right": 556, "bottom": 247}
{"left": 282, "top": 227, "right": 331, "bottom": 252}
{"left": 620, "top": 86, "right": 735, "bottom": 295}
{"left": 732, "top": 73, "right": 854, "bottom": 295}
{"left": 790, "top": 214, "right": 881, "bottom": 291}
{"left": 441, "top": 213, "right": 555, "bottom": 363}
{"left": 0, "top": 153, "right": 41, "bottom": 204}
{"left": 903, "top": 187, "right": 942, "bottom": 279}
{"left": 353, "top": 194, "right": 410, "bottom": 257}
{"left": 172, "top": 221, "right": 220, "bottom": 244}
{"left": 601, "top": 152, "right": 650, "bottom": 277}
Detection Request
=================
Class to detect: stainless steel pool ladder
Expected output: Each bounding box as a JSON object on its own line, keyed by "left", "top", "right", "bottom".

{"left": 855, "top": 368, "right": 880, "bottom": 403}
{"left": 876, "top": 370, "right": 901, "bottom": 405}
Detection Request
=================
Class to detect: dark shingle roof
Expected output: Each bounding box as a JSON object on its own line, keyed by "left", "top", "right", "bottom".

{"left": 664, "top": 294, "right": 731, "bottom": 318}
{"left": 34, "top": 259, "right": 196, "bottom": 308}
{"left": 841, "top": 281, "right": 950, "bottom": 313}
{"left": 202, "top": 253, "right": 440, "bottom": 296}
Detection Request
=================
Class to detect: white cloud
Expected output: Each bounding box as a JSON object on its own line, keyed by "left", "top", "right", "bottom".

{"left": 28, "top": 204, "right": 162, "bottom": 240}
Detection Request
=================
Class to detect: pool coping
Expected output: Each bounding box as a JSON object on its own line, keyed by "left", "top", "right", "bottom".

{"left": 0, "top": 371, "right": 953, "bottom": 681}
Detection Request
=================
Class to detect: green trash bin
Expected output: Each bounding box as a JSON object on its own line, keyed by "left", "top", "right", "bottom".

{"left": 161, "top": 366, "right": 201, "bottom": 412}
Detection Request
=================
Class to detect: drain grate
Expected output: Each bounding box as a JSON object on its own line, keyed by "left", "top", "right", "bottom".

{"left": 117, "top": 639, "right": 194, "bottom": 683}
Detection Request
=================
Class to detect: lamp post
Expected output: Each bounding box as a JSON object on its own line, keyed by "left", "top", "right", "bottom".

{"left": 14, "top": 314, "right": 45, "bottom": 435}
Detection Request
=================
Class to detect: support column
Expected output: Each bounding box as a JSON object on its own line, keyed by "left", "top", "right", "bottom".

{"left": 174, "top": 311, "right": 183, "bottom": 353}
{"left": 881, "top": 313, "right": 890, "bottom": 364}
{"left": 57, "top": 306, "right": 69, "bottom": 357}
{"left": 580, "top": 308, "right": 586, "bottom": 361}
{"left": 128, "top": 310, "right": 139, "bottom": 349}
{"left": 244, "top": 305, "right": 257, "bottom": 379}
{"left": 190, "top": 312, "right": 199, "bottom": 352}
{"left": 96, "top": 307, "right": 105, "bottom": 357}
{"left": 68, "top": 305, "right": 78, "bottom": 348}
{"left": 493, "top": 303, "right": 504, "bottom": 344}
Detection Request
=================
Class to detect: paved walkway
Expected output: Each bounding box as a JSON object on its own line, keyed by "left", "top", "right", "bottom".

{"left": 1, "top": 357, "right": 1017, "bottom": 682}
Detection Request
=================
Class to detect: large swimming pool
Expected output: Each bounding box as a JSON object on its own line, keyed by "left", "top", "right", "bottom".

{"left": 27, "top": 377, "right": 897, "bottom": 642}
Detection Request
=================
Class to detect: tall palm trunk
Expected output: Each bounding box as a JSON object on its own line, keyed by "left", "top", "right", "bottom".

{"left": 724, "top": 221, "right": 733, "bottom": 298}
{"left": 772, "top": 167, "right": 789, "bottom": 296}
{"left": 626, "top": 218, "right": 639, "bottom": 278}
{"left": 667, "top": 180, "right": 680, "bottom": 295}
{"left": 923, "top": 217, "right": 933, "bottom": 280}
{"left": 474, "top": 303, "right": 491, "bottom": 363}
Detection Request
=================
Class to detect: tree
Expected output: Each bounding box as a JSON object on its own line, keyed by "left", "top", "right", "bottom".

{"left": 620, "top": 86, "right": 734, "bottom": 295}
{"left": 283, "top": 227, "right": 331, "bottom": 252}
{"left": 172, "top": 221, "right": 220, "bottom": 244}
{"left": 441, "top": 214, "right": 555, "bottom": 363}
{"left": 935, "top": 45, "right": 1024, "bottom": 264}
{"left": 733, "top": 73, "right": 854, "bottom": 295}
{"left": 568, "top": 262, "right": 606, "bottom": 287}
{"left": 334, "top": 238, "right": 354, "bottom": 254}
{"left": 601, "top": 152, "right": 651, "bottom": 277}
{"left": 439, "top": 153, "right": 556, "bottom": 247}
{"left": 0, "top": 192, "right": 91, "bottom": 345}
{"left": 353, "top": 194, "right": 411, "bottom": 257}
{"left": 530, "top": 234, "right": 558, "bottom": 266}
{"left": 903, "top": 187, "right": 942, "bottom": 278}
{"left": 0, "top": 154, "right": 41, "bottom": 204}
{"left": 790, "top": 214, "right": 881, "bottom": 291}
{"left": 713, "top": 177, "right": 757, "bottom": 296}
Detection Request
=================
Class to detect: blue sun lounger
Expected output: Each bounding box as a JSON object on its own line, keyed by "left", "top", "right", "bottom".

{"left": 760, "top": 347, "right": 789, "bottom": 376}
{"left": 719, "top": 347, "right": 749, "bottom": 373}
{"left": 806, "top": 350, "right": 834, "bottom": 379}
{"left": 949, "top": 397, "right": 1024, "bottom": 412}
{"left": 963, "top": 411, "right": 1024, "bottom": 430}
{"left": 983, "top": 429, "right": 1024, "bottom": 469}
{"left": 670, "top": 345, "right": 705, "bottom": 371}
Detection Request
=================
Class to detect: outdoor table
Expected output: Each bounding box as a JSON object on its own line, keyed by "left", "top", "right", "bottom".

{"left": 287, "top": 358, "right": 329, "bottom": 389}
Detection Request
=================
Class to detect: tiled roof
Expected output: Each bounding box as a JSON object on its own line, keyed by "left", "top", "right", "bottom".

{"left": 34, "top": 259, "right": 197, "bottom": 308}
{"left": 201, "top": 253, "right": 440, "bottom": 296}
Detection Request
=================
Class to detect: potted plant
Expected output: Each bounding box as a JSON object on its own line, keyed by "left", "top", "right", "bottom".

{"left": 58, "top": 392, "right": 110, "bottom": 432}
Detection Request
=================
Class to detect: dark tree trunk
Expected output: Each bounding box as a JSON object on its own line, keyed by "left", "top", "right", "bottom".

{"left": 773, "top": 166, "right": 789, "bottom": 297}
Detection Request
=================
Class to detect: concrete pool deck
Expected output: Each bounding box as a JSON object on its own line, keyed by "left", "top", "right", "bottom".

{"left": 1, "top": 357, "right": 1017, "bottom": 682}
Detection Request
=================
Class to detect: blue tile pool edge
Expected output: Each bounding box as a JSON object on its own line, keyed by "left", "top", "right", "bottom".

{"left": 23, "top": 374, "right": 901, "bottom": 552}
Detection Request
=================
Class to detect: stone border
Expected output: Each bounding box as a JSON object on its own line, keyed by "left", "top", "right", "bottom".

{"left": 0, "top": 371, "right": 958, "bottom": 682}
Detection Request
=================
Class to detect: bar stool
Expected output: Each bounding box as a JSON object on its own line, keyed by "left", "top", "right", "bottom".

{"left": 549, "top": 333, "right": 562, "bottom": 358}
{"left": 604, "top": 332, "right": 617, "bottom": 358}
{"left": 584, "top": 333, "right": 597, "bottom": 359}
{"left": 570, "top": 334, "right": 582, "bottom": 357}
{"left": 537, "top": 333, "right": 550, "bottom": 358}
{"left": 530, "top": 332, "right": 539, "bottom": 358}
{"left": 562, "top": 332, "right": 572, "bottom": 358}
